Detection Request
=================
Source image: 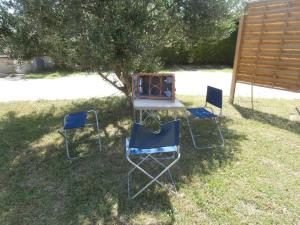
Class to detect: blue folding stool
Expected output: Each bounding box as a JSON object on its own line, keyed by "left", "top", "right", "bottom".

{"left": 126, "top": 120, "right": 181, "bottom": 199}
{"left": 59, "top": 110, "right": 101, "bottom": 160}
{"left": 186, "top": 86, "right": 224, "bottom": 149}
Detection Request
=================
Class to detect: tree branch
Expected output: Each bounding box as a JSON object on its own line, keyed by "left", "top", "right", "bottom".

{"left": 96, "top": 70, "right": 126, "bottom": 94}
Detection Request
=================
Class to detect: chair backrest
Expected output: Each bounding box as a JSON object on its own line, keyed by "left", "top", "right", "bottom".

{"left": 129, "top": 120, "right": 180, "bottom": 149}
{"left": 206, "top": 86, "right": 222, "bottom": 109}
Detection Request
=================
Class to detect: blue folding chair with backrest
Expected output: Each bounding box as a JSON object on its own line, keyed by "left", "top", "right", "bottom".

{"left": 59, "top": 110, "right": 101, "bottom": 160}
{"left": 186, "top": 86, "right": 224, "bottom": 149}
{"left": 126, "top": 120, "right": 181, "bottom": 199}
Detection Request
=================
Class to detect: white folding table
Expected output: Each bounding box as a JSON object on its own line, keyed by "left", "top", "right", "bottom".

{"left": 133, "top": 99, "right": 186, "bottom": 124}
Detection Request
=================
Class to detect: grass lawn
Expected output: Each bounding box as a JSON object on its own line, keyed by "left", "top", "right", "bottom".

{"left": 0, "top": 96, "right": 299, "bottom": 225}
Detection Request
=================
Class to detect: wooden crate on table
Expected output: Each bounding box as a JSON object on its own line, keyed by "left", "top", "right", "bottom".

{"left": 132, "top": 73, "right": 176, "bottom": 101}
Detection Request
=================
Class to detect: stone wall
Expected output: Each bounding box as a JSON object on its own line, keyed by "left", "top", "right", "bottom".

{"left": 0, "top": 56, "right": 15, "bottom": 74}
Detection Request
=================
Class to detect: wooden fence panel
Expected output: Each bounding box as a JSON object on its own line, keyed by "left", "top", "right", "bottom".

{"left": 230, "top": 0, "right": 300, "bottom": 103}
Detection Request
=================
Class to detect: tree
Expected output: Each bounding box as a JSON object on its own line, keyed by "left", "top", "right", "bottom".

{"left": 0, "top": 0, "right": 243, "bottom": 97}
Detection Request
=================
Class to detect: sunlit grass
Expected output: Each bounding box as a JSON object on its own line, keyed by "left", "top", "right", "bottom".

{"left": 0, "top": 96, "right": 299, "bottom": 224}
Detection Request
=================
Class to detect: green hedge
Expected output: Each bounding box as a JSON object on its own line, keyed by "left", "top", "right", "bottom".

{"left": 160, "top": 30, "right": 237, "bottom": 66}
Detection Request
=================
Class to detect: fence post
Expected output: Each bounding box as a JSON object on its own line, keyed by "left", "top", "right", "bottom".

{"left": 230, "top": 15, "right": 246, "bottom": 104}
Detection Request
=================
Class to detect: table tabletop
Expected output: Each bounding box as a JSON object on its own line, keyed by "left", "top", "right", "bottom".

{"left": 133, "top": 99, "right": 186, "bottom": 110}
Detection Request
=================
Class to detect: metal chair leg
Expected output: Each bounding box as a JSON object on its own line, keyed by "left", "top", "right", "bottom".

{"left": 127, "top": 150, "right": 180, "bottom": 200}
{"left": 127, "top": 155, "right": 168, "bottom": 199}
{"left": 92, "top": 110, "right": 102, "bottom": 152}
{"left": 127, "top": 153, "right": 153, "bottom": 198}
{"left": 64, "top": 130, "right": 79, "bottom": 160}
{"left": 215, "top": 118, "right": 225, "bottom": 147}
{"left": 186, "top": 115, "right": 224, "bottom": 150}
{"left": 150, "top": 155, "right": 177, "bottom": 192}
{"left": 64, "top": 130, "right": 71, "bottom": 160}
{"left": 186, "top": 115, "right": 197, "bottom": 149}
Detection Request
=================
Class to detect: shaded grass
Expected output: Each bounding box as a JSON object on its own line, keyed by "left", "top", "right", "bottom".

{"left": 0, "top": 96, "right": 299, "bottom": 224}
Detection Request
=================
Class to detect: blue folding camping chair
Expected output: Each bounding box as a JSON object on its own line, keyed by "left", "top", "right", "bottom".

{"left": 186, "top": 86, "right": 224, "bottom": 149}
{"left": 59, "top": 110, "right": 101, "bottom": 160}
{"left": 126, "top": 120, "right": 181, "bottom": 199}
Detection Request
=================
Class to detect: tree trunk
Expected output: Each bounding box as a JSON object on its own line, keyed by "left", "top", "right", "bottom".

{"left": 114, "top": 64, "right": 131, "bottom": 87}
{"left": 96, "top": 66, "right": 132, "bottom": 107}
{"left": 114, "top": 66, "right": 132, "bottom": 107}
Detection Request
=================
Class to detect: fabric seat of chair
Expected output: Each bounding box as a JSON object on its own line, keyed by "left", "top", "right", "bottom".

{"left": 187, "top": 107, "right": 216, "bottom": 119}
{"left": 129, "top": 120, "right": 180, "bottom": 149}
{"left": 64, "top": 112, "right": 88, "bottom": 130}
{"left": 126, "top": 138, "right": 177, "bottom": 155}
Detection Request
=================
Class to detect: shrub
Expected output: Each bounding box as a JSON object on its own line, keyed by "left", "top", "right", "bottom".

{"left": 160, "top": 30, "right": 237, "bottom": 66}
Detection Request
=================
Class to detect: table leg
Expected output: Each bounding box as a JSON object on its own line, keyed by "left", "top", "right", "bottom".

{"left": 139, "top": 110, "right": 143, "bottom": 124}
{"left": 174, "top": 110, "right": 177, "bottom": 120}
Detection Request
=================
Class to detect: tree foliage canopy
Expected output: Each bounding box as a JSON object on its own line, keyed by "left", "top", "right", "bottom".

{"left": 0, "top": 0, "right": 244, "bottom": 96}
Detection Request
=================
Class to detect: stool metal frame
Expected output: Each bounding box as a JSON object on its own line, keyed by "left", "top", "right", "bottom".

{"left": 59, "top": 110, "right": 101, "bottom": 160}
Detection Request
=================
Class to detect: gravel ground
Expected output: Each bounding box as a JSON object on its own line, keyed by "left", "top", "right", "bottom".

{"left": 0, "top": 70, "right": 299, "bottom": 102}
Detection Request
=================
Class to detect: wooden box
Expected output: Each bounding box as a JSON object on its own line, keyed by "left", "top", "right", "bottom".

{"left": 132, "top": 73, "right": 176, "bottom": 101}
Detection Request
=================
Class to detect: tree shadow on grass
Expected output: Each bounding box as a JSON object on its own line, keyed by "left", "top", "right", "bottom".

{"left": 0, "top": 97, "right": 246, "bottom": 225}
{"left": 177, "top": 116, "right": 246, "bottom": 179}
{"left": 233, "top": 104, "right": 300, "bottom": 135}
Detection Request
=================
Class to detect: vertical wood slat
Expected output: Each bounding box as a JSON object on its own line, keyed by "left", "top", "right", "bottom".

{"left": 273, "top": 2, "right": 291, "bottom": 87}
{"left": 252, "top": 6, "right": 267, "bottom": 87}
{"left": 230, "top": 15, "right": 246, "bottom": 104}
